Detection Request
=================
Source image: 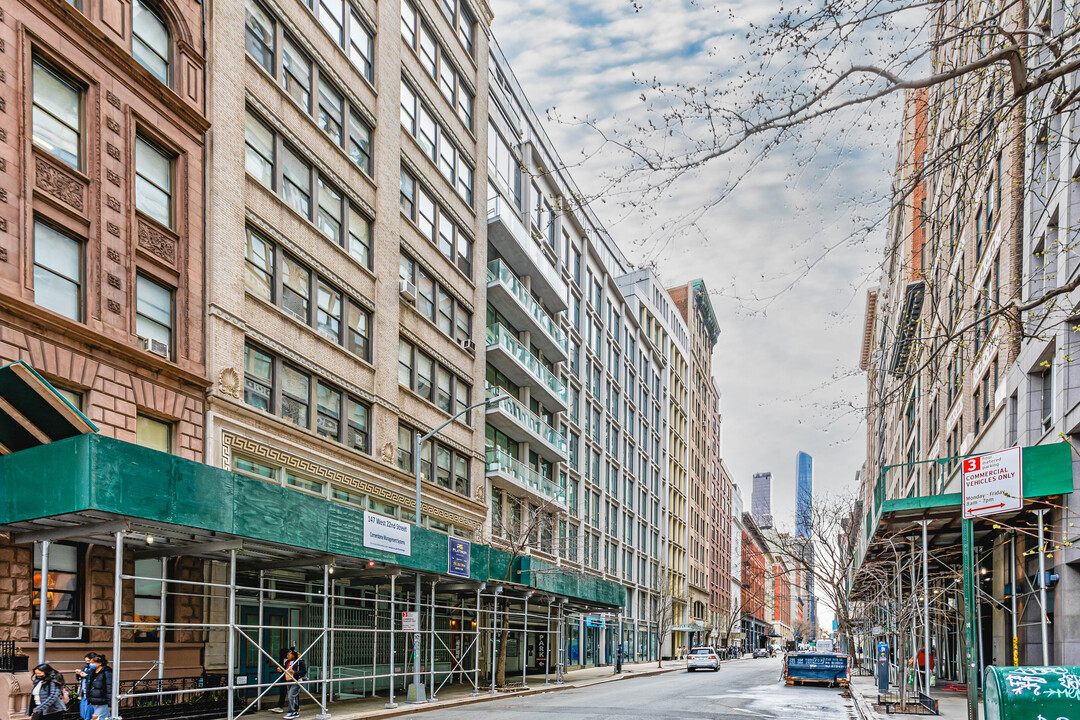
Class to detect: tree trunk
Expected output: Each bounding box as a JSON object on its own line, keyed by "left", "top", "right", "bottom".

{"left": 495, "top": 615, "right": 510, "bottom": 687}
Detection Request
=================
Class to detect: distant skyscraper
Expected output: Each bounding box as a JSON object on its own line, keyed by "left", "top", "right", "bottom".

{"left": 796, "top": 452, "right": 813, "bottom": 538}
{"left": 752, "top": 472, "right": 773, "bottom": 528}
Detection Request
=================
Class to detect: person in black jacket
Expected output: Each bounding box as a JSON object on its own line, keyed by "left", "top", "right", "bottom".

{"left": 84, "top": 654, "right": 113, "bottom": 720}
{"left": 270, "top": 650, "right": 290, "bottom": 713}
{"left": 75, "top": 653, "right": 97, "bottom": 720}
{"left": 280, "top": 648, "right": 307, "bottom": 719}
{"left": 27, "top": 663, "right": 67, "bottom": 719}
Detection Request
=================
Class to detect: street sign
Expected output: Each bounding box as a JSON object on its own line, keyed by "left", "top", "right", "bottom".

{"left": 402, "top": 611, "right": 419, "bottom": 632}
{"left": 584, "top": 617, "right": 605, "bottom": 628}
{"left": 962, "top": 447, "right": 1022, "bottom": 519}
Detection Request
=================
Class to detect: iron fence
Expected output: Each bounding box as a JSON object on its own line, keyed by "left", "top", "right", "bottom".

{"left": 60, "top": 674, "right": 231, "bottom": 720}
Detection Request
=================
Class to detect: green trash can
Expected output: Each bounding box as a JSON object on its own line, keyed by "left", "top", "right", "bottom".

{"left": 984, "top": 666, "right": 1080, "bottom": 720}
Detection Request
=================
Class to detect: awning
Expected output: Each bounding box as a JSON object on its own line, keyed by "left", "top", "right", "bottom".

{"left": 0, "top": 360, "right": 96, "bottom": 453}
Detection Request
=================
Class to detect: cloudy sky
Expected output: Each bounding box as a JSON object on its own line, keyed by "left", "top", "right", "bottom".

{"left": 489, "top": 0, "right": 903, "bottom": 535}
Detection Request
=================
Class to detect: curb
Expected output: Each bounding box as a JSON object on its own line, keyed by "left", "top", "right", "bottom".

{"left": 847, "top": 681, "right": 880, "bottom": 720}
{"left": 373, "top": 665, "right": 686, "bottom": 719}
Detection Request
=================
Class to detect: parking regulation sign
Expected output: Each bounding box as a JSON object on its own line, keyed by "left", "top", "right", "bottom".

{"left": 961, "top": 447, "right": 1022, "bottom": 519}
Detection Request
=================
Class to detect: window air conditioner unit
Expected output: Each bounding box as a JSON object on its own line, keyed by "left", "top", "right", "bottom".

{"left": 462, "top": 339, "right": 476, "bottom": 351}
{"left": 399, "top": 279, "right": 417, "bottom": 303}
{"left": 138, "top": 336, "right": 170, "bottom": 360}
{"left": 45, "top": 620, "right": 84, "bottom": 641}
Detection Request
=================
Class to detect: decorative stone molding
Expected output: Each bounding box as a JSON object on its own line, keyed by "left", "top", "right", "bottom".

{"left": 107, "top": 248, "right": 121, "bottom": 263}
{"left": 107, "top": 222, "right": 120, "bottom": 237}
{"left": 107, "top": 169, "right": 121, "bottom": 186}
{"left": 34, "top": 157, "right": 85, "bottom": 211}
{"left": 218, "top": 367, "right": 241, "bottom": 399}
{"left": 107, "top": 299, "right": 121, "bottom": 314}
{"left": 0, "top": 247, "right": 8, "bottom": 261}
{"left": 137, "top": 217, "right": 176, "bottom": 264}
{"left": 107, "top": 272, "right": 121, "bottom": 289}
{"left": 106, "top": 117, "right": 120, "bottom": 133}
{"left": 107, "top": 90, "right": 122, "bottom": 109}
{"left": 106, "top": 143, "right": 121, "bottom": 160}
{"left": 106, "top": 194, "right": 121, "bottom": 211}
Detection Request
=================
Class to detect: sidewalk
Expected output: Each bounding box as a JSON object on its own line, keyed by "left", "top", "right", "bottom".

{"left": 225, "top": 658, "right": 691, "bottom": 720}
{"left": 849, "top": 675, "right": 982, "bottom": 720}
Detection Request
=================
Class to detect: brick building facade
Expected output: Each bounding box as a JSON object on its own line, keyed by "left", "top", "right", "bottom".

{"left": 0, "top": 0, "right": 209, "bottom": 674}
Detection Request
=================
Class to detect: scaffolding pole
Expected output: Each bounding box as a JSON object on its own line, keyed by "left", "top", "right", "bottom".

{"left": 257, "top": 571, "right": 265, "bottom": 711}
{"left": 111, "top": 531, "right": 124, "bottom": 720}
{"left": 429, "top": 578, "right": 437, "bottom": 701}
{"left": 471, "top": 586, "right": 480, "bottom": 696}
{"left": 490, "top": 588, "right": 501, "bottom": 694}
{"left": 1036, "top": 509, "right": 1049, "bottom": 665}
{"left": 522, "top": 594, "right": 529, "bottom": 687}
{"left": 158, "top": 559, "right": 168, "bottom": 687}
{"left": 556, "top": 602, "right": 564, "bottom": 684}
{"left": 1010, "top": 533, "right": 1018, "bottom": 666}
{"left": 386, "top": 574, "right": 398, "bottom": 709}
{"left": 544, "top": 598, "right": 552, "bottom": 686}
{"left": 38, "top": 539, "right": 49, "bottom": 666}
{"left": 920, "top": 521, "right": 931, "bottom": 696}
{"left": 226, "top": 548, "right": 237, "bottom": 720}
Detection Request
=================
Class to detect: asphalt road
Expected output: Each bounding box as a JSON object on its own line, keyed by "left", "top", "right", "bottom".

{"left": 395, "top": 657, "right": 859, "bottom": 720}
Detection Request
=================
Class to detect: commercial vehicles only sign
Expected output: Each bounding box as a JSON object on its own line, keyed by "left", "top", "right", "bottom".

{"left": 961, "top": 447, "right": 1022, "bottom": 519}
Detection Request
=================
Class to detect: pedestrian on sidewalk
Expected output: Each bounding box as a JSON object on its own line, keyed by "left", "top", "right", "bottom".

{"left": 84, "top": 653, "right": 113, "bottom": 720}
{"left": 270, "top": 649, "right": 290, "bottom": 713}
{"left": 75, "top": 652, "right": 96, "bottom": 720}
{"left": 27, "top": 663, "right": 68, "bottom": 720}
{"left": 281, "top": 648, "right": 307, "bottom": 720}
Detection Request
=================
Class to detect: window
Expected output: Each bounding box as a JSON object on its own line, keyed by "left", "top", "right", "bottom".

{"left": 132, "top": 0, "right": 169, "bottom": 84}
{"left": 397, "top": 337, "right": 471, "bottom": 420}
{"left": 244, "top": 342, "right": 371, "bottom": 450}
{"left": 245, "top": 228, "right": 372, "bottom": 358}
{"left": 282, "top": 144, "right": 312, "bottom": 218}
{"left": 245, "top": 0, "right": 275, "bottom": 73}
{"left": 399, "top": 423, "right": 470, "bottom": 495}
{"left": 349, "top": 113, "right": 373, "bottom": 176}
{"left": 32, "top": 60, "right": 81, "bottom": 170}
{"left": 33, "top": 543, "right": 80, "bottom": 629}
{"left": 348, "top": 10, "right": 374, "bottom": 81}
{"left": 1040, "top": 364, "right": 1053, "bottom": 434}
{"left": 135, "top": 136, "right": 173, "bottom": 227}
{"left": 133, "top": 558, "right": 164, "bottom": 641}
{"left": 282, "top": 35, "right": 312, "bottom": 110}
{"left": 244, "top": 110, "right": 275, "bottom": 188}
{"left": 136, "top": 413, "right": 172, "bottom": 452}
{"left": 33, "top": 221, "right": 82, "bottom": 321}
{"left": 316, "top": 0, "right": 344, "bottom": 43}
{"left": 135, "top": 275, "right": 173, "bottom": 352}
{"left": 317, "top": 78, "right": 344, "bottom": 143}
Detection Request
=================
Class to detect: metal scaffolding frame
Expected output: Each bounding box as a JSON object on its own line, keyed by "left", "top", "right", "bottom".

{"left": 24, "top": 523, "right": 625, "bottom": 720}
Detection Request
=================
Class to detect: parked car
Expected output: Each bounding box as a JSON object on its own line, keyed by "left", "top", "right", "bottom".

{"left": 753, "top": 648, "right": 769, "bottom": 658}
{"left": 686, "top": 646, "right": 721, "bottom": 672}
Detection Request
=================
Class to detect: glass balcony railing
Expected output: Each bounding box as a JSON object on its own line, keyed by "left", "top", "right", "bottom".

{"left": 485, "top": 447, "right": 566, "bottom": 504}
{"left": 487, "top": 196, "right": 567, "bottom": 306}
{"left": 486, "top": 386, "right": 567, "bottom": 455}
{"left": 487, "top": 259, "right": 568, "bottom": 355}
{"left": 486, "top": 323, "right": 568, "bottom": 405}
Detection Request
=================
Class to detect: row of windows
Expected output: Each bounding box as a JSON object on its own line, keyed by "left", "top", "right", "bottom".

{"left": 435, "top": 0, "right": 477, "bottom": 57}
{"left": 234, "top": 453, "right": 475, "bottom": 537}
{"left": 400, "top": 80, "right": 474, "bottom": 205}
{"left": 399, "top": 254, "right": 472, "bottom": 343}
{"left": 244, "top": 343, "right": 371, "bottom": 451}
{"left": 245, "top": 108, "right": 373, "bottom": 267}
{"left": 399, "top": 167, "right": 473, "bottom": 277}
{"left": 400, "top": 1, "right": 474, "bottom": 131}
{"left": 244, "top": 227, "right": 372, "bottom": 360}
{"left": 395, "top": 423, "right": 471, "bottom": 497}
{"left": 245, "top": 5, "right": 374, "bottom": 177}
{"left": 397, "top": 337, "right": 472, "bottom": 420}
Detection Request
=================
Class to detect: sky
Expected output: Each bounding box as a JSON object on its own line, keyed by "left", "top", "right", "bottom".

{"left": 488, "top": 0, "right": 901, "bottom": 554}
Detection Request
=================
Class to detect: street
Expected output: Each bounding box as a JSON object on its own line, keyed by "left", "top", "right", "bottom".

{"left": 395, "top": 657, "right": 859, "bottom": 720}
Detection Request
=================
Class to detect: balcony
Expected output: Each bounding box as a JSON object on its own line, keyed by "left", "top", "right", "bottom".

{"left": 485, "top": 447, "right": 566, "bottom": 506}
{"left": 487, "top": 196, "right": 568, "bottom": 312}
{"left": 487, "top": 260, "right": 568, "bottom": 362}
{"left": 486, "top": 323, "right": 568, "bottom": 411}
{"left": 485, "top": 386, "right": 567, "bottom": 464}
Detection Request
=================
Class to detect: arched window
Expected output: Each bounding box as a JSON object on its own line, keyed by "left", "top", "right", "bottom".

{"left": 133, "top": 0, "right": 169, "bottom": 84}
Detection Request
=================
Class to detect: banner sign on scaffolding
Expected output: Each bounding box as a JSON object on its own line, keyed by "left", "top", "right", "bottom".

{"left": 364, "top": 511, "right": 411, "bottom": 555}
{"left": 962, "top": 447, "right": 1023, "bottom": 518}
{"left": 401, "top": 611, "right": 419, "bottom": 632}
{"left": 448, "top": 537, "right": 470, "bottom": 578}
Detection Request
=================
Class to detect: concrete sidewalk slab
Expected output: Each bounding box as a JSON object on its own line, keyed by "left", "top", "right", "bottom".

{"left": 848, "top": 675, "right": 981, "bottom": 720}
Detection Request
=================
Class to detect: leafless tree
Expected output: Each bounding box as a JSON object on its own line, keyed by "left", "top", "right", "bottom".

{"left": 648, "top": 563, "right": 677, "bottom": 667}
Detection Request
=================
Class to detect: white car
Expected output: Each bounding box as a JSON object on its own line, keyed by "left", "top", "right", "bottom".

{"left": 686, "top": 646, "right": 721, "bottom": 672}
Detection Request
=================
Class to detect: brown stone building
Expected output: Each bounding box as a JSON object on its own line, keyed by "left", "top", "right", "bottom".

{"left": 0, "top": 0, "right": 209, "bottom": 678}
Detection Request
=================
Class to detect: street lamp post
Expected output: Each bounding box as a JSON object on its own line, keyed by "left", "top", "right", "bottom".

{"left": 408, "top": 391, "right": 503, "bottom": 704}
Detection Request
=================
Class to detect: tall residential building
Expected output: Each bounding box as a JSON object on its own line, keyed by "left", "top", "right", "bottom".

{"left": 487, "top": 41, "right": 671, "bottom": 664}
{"left": 751, "top": 471, "right": 773, "bottom": 528}
{"left": 617, "top": 267, "right": 690, "bottom": 656}
{"left": 667, "top": 280, "right": 721, "bottom": 642}
{"left": 795, "top": 451, "right": 812, "bottom": 537}
{"left": 729, "top": 485, "right": 745, "bottom": 649}
{"left": 0, "top": 0, "right": 210, "bottom": 672}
